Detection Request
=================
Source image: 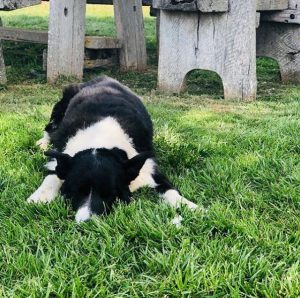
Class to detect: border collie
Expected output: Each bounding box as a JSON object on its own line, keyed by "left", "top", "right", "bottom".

{"left": 27, "top": 76, "right": 198, "bottom": 223}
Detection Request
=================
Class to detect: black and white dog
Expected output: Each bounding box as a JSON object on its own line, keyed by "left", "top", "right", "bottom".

{"left": 27, "top": 76, "right": 198, "bottom": 223}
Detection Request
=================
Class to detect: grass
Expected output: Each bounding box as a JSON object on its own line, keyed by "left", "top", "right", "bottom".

{"left": 1, "top": 3, "right": 300, "bottom": 297}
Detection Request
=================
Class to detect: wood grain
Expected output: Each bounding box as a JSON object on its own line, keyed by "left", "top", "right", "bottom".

{"left": 47, "top": 0, "right": 86, "bottom": 83}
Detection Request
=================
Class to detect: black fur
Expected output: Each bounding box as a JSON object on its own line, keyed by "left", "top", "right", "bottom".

{"left": 48, "top": 76, "right": 153, "bottom": 153}
{"left": 43, "top": 76, "right": 181, "bottom": 218}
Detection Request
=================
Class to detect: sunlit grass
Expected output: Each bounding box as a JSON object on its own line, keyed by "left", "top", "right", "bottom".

{"left": 1, "top": 2, "right": 300, "bottom": 297}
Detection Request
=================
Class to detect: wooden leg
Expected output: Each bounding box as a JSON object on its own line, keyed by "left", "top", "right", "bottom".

{"left": 47, "top": 0, "right": 86, "bottom": 83}
{"left": 257, "top": 22, "right": 300, "bottom": 83}
{"left": 0, "top": 18, "right": 6, "bottom": 84}
{"left": 113, "top": 0, "right": 147, "bottom": 71}
{"left": 222, "top": 73, "right": 257, "bottom": 101}
{"left": 157, "top": 1, "right": 257, "bottom": 100}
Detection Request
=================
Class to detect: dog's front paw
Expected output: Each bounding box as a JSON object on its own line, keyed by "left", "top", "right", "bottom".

{"left": 27, "top": 187, "right": 56, "bottom": 203}
{"left": 36, "top": 137, "right": 49, "bottom": 151}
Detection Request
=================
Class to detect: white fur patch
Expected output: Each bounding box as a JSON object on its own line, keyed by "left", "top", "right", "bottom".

{"left": 45, "top": 159, "right": 57, "bottom": 171}
{"left": 63, "top": 117, "right": 157, "bottom": 191}
{"left": 162, "top": 189, "right": 198, "bottom": 210}
{"left": 63, "top": 117, "right": 137, "bottom": 158}
{"left": 36, "top": 131, "right": 50, "bottom": 151}
{"left": 75, "top": 205, "right": 91, "bottom": 223}
{"left": 129, "top": 158, "right": 157, "bottom": 192}
{"left": 27, "top": 175, "right": 62, "bottom": 203}
{"left": 75, "top": 191, "right": 92, "bottom": 223}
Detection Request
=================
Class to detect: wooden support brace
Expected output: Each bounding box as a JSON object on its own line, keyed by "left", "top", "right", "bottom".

{"left": 261, "top": 9, "right": 300, "bottom": 24}
{"left": 47, "top": 0, "right": 86, "bottom": 83}
{"left": 113, "top": 0, "right": 147, "bottom": 71}
{"left": 257, "top": 0, "right": 289, "bottom": 11}
{"left": 153, "top": 0, "right": 228, "bottom": 12}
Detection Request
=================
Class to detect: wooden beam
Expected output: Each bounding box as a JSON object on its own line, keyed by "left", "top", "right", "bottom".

{"left": 197, "top": 0, "right": 228, "bottom": 12}
{"left": 153, "top": 0, "right": 228, "bottom": 12}
{"left": 257, "top": 0, "right": 289, "bottom": 11}
{"left": 47, "top": 0, "right": 86, "bottom": 83}
{"left": 261, "top": 9, "right": 300, "bottom": 24}
{"left": 153, "top": 0, "right": 289, "bottom": 11}
{"left": 0, "top": 28, "right": 121, "bottom": 50}
{"left": 0, "top": 0, "right": 41, "bottom": 10}
{"left": 114, "top": 0, "right": 147, "bottom": 71}
{"left": 0, "top": 28, "right": 48, "bottom": 43}
{"left": 86, "top": 0, "right": 152, "bottom": 5}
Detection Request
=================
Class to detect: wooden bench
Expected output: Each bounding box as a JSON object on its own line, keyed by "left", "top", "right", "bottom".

{"left": 0, "top": 0, "right": 147, "bottom": 84}
{"left": 153, "top": 0, "right": 300, "bottom": 100}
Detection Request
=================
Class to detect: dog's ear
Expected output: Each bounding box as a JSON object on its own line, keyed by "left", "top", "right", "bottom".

{"left": 124, "top": 152, "right": 154, "bottom": 183}
{"left": 45, "top": 150, "right": 72, "bottom": 179}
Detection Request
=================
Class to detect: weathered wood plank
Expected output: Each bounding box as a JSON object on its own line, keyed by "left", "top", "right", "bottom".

{"left": 257, "top": 0, "right": 288, "bottom": 11}
{"left": 0, "top": 27, "right": 121, "bottom": 50}
{"left": 47, "top": 0, "right": 86, "bottom": 83}
{"left": 257, "top": 22, "right": 300, "bottom": 82}
{"left": 153, "top": 0, "right": 228, "bottom": 12}
{"left": 198, "top": 0, "right": 228, "bottom": 12}
{"left": 154, "top": 0, "right": 289, "bottom": 11}
{"left": 0, "top": 0, "right": 41, "bottom": 10}
{"left": 289, "top": 0, "right": 299, "bottom": 9}
{"left": 157, "top": 0, "right": 257, "bottom": 100}
{"left": 0, "top": 28, "right": 48, "bottom": 43}
{"left": 153, "top": 0, "right": 197, "bottom": 11}
{"left": 86, "top": 0, "right": 152, "bottom": 4}
{"left": 0, "top": 18, "right": 7, "bottom": 84}
{"left": 114, "top": 0, "right": 147, "bottom": 71}
{"left": 261, "top": 9, "right": 300, "bottom": 24}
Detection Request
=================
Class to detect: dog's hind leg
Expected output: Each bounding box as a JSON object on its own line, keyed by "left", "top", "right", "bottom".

{"left": 27, "top": 175, "right": 62, "bottom": 203}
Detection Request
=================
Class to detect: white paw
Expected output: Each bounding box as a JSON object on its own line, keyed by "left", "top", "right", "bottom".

{"left": 75, "top": 206, "right": 91, "bottom": 223}
{"left": 182, "top": 199, "right": 198, "bottom": 210}
{"left": 172, "top": 214, "right": 183, "bottom": 228}
{"left": 162, "top": 190, "right": 199, "bottom": 211}
{"left": 27, "top": 187, "right": 57, "bottom": 203}
{"left": 36, "top": 137, "right": 49, "bottom": 151}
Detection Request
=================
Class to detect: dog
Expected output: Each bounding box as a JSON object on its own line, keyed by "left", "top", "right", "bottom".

{"left": 27, "top": 76, "right": 198, "bottom": 223}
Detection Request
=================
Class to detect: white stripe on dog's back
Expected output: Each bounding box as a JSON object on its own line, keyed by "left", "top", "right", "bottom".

{"left": 62, "top": 116, "right": 156, "bottom": 191}
{"left": 64, "top": 117, "right": 137, "bottom": 158}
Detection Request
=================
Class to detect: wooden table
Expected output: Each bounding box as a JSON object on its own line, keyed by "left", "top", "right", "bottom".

{"left": 0, "top": 0, "right": 147, "bottom": 83}
{"left": 153, "top": 0, "right": 300, "bottom": 100}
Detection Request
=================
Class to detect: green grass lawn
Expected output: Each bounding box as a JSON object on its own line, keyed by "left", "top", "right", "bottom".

{"left": 1, "top": 3, "right": 300, "bottom": 297}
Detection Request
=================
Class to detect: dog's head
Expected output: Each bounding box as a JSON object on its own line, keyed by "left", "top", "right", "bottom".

{"left": 45, "top": 148, "right": 152, "bottom": 216}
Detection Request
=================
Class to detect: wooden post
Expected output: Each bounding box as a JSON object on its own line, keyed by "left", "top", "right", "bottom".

{"left": 47, "top": 0, "right": 86, "bottom": 83}
{"left": 156, "top": 0, "right": 257, "bottom": 100}
{"left": 0, "top": 18, "right": 7, "bottom": 84}
{"left": 257, "top": 22, "right": 300, "bottom": 83}
{"left": 113, "top": 0, "right": 147, "bottom": 71}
